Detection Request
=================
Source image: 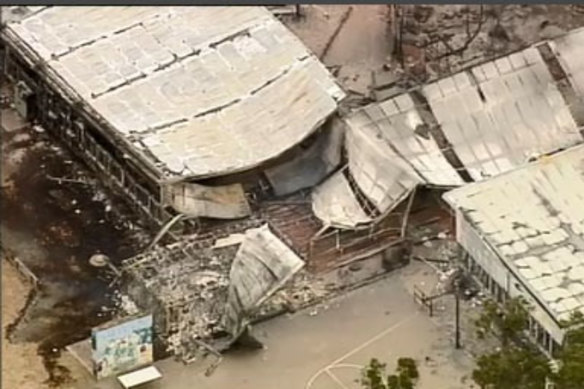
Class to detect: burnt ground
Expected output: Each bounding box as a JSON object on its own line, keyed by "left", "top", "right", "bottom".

{"left": 1, "top": 107, "right": 150, "bottom": 387}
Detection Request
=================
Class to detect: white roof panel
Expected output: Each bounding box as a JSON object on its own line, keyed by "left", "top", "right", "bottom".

{"left": 6, "top": 6, "right": 343, "bottom": 179}
{"left": 444, "top": 144, "right": 584, "bottom": 324}
{"left": 425, "top": 47, "right": 581, "bottom": 181}
{"left": 311, "top": 170, "right": 372, "bottom": 229}
{"left": 345, "top": 96, "right": 463, "bottom": 187}
{"left": 344, "top": 111, "right": 423, "bottom": 214}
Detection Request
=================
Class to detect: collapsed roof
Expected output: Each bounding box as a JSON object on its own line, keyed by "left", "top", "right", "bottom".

{"left": 4, "top": 6, "right": 344, "bottom": 181}
{"left": 123, "top": 223, "right": 304, "bottom": 356}
{"left": 311, "top": 28, "right": 584, "bottom": 230}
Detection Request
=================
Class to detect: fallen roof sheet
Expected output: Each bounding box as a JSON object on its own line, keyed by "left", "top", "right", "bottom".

{"left": 346, "top": 94, "right": 464, "bottom": 187}
{"left": 551, "top": 27, "right": 584, "bottom": 98}
{"left": 312, "top": 170, "right": 372, "bottom": 229}
{"left": 122, "top": 221, "right": 302, "bottom": 353}
{"left": 161, "top": 182, "right": 251, "bottom": 220}
{"left": 6, "top": 6, "right": 344, "bottom": 180}
{"left": 425, "top": 47, "right": 581, "bottom": 181}
{"left": 223, "top": 225, "right": 304, "bottom": 337}
{"left": 444, "top": 144, "right": 584, "bottom": 326}
{"left": 345, "top": 116, "right": 423, "bottom": 213}
{"left": 310, "top": 112, "right": 425, "bottom": 229}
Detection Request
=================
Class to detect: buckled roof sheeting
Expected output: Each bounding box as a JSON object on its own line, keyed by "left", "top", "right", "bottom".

{"left": 6, "top": 6, "right": 344, "bottom": 179}
{"left": 343, "top": 30, "right": 584, "bottom": 189}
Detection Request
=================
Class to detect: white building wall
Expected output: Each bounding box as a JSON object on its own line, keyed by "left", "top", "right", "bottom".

{"left": 456, "top": 210, "right": 566, "bottom": 345}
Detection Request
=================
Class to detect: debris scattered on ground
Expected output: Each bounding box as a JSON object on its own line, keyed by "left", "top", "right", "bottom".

{"left": 395, "top": 5, "right": 584, "bottom": 80}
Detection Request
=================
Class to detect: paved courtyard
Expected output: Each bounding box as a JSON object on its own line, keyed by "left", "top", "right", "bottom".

{"left": 88, "top": 263, "right": 475, "bottom": 389}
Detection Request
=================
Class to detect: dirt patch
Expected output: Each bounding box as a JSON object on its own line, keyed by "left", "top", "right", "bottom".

{"left": 1, "top": 105, "right": 151, "bottom": 386}
{"left": 2, "top": 259, "right": 48, "bottom": 389}
{"left": 282, "top": 5, "right": 392, "bottom": 96}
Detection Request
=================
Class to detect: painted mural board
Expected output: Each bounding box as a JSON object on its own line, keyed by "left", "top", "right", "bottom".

{"left": 91, "top": 314, "right": 153, "bottom": 379}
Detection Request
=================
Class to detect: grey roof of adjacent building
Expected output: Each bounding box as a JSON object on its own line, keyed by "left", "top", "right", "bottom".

{"left": 444, "top": 144, "right": 584, "bottom": 323}
{"left": 4, "top": 6, "right": 344, "bottom": 180}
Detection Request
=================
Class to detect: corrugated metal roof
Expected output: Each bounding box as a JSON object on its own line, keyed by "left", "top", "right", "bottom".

{"left": 310, "top": 110, "right": 423, "bottom": 228}
{"left": 345, "top": 117, "right": 422, "bottom": 211}
{"left": 444, "top": 144, "right": 584, "bottom": 324}
{"left": 6, "top": 6, "right": 343, "bottom": 179}
{"left": 426, "top": 47, "right": 580, "bottom": 181}
{"left": 343, "top": 29, "right": 584, "bottom": 195}
{"left": 346, "top": 94, "right": 463, "bottom": 186}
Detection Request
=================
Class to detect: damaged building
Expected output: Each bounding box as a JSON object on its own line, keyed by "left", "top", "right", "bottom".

{"left": 0, "top": 6, "right": 344, "bottom": 232}
{"left": 122, "top": 224, "right": 306, "bottom": 358}
{"left": 6, "top": 4, "right": 584, "bottom": 366}
{"left": 444, "top": 144, "right": 584, "bottom": 356}
{"left": 1, "top": 5, "right": 428, "bottom": 276}
{"left": 344, "top": 26, "right": 584, "bottom": 190}
{"left": 1, "top": 6, "right": 429, "bottom": 359}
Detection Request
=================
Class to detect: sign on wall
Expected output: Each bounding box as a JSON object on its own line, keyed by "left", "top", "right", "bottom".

{"left": 91, "top": 314, "right": 153, "bottom": 379}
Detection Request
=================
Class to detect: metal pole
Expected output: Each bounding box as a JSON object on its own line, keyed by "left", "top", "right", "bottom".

{"left": 455, "top": 285, "right": 461, "bottom": 349}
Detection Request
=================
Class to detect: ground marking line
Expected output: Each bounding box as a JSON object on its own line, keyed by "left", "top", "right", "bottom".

{"left": 325, "top": 369, "right": 351, "bottom": 389}
{"left": 305, "top": 312, "right": 418, "bottom": 389}
{"left": 329, "top": 363, "right": 363, "bottom": 370}
{"left": 324, "top": 363, "right": 367, "bottom": 389}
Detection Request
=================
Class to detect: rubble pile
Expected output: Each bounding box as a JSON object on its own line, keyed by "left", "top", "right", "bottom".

{"left": 398, "top": 5, "right": 584, "bottom": 79}
{"left": 122, "top": 227, "right": 351, "bottom": 358}
{"left": 259, "top": 270, "right": 331, "bottom": 316}
{"left": 111, "top": 290, "right": 140, "bottom": 316}
{"left": 123, "top": 241, "right": 239, "bottom": 355}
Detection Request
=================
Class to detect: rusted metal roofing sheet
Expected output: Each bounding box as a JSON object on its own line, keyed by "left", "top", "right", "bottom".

{"left": 444, "top": 144, "right": 584, "bottom": 327}
{"left": 6, "top": 6, "right": 343, "bottom": 180}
